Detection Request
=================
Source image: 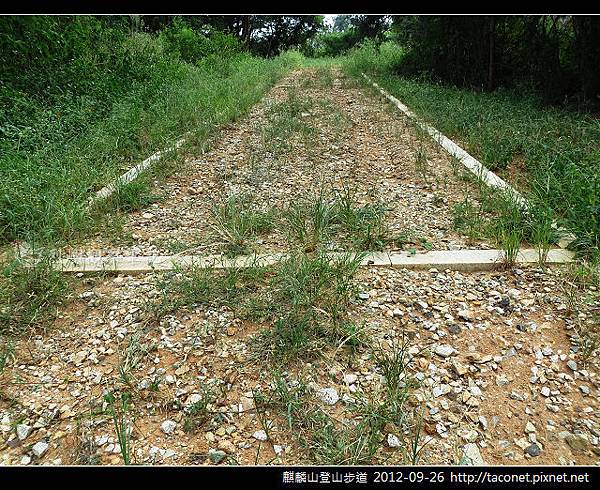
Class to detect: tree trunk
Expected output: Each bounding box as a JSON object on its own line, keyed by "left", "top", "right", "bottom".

{"left": 241, "top": 16, "right": 251, "bottom": 48}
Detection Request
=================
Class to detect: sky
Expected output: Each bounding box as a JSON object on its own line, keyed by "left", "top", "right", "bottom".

{"left": 323, "top": 15, "right": 336, "bottom": 29}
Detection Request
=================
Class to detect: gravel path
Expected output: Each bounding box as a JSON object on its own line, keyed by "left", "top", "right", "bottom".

{"left": 62, "top": 68, "right": 491, "bottom": 258}
{"left": 0, "top": 264, "right": 598, "bottom": 465}
{"left": 2, "top": 68, "right": 596, "bottom": 467}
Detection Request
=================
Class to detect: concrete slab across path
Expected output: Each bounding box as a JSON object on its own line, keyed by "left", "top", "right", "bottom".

{"left": 50, "top": 248, "right": 574, "bottom": 274}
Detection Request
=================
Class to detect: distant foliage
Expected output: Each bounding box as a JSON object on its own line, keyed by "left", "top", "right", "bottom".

{"left": 304, "top": 15, "right": 391, "bottom": 58}
{"left": 160, "top": 18, "right": 243, "bottom": 64}
{"left": 389, "top": 16, "right": 600, "bottom": 107}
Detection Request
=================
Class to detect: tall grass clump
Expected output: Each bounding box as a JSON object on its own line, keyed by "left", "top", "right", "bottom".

{"left": 0, "top": 255, "right": 69, "bottom": 336}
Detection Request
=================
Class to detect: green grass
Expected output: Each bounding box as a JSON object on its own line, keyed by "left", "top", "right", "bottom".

{"left": 284, "top": 190, "right": 337, "bottom": 253}
{"left": 261, "top": 89, "right": 315, "bottom": 157}
{"left": 0, "top": 339, "right": 15, "bottom": 373}
{"left": 254, "top": 333, "right": 424, "bottom": 465}
{"left": 149, "top": 250, "right": 364, "bottom": 367}
{"left": 299, "top": 66, "right": 335, "bottom": 89}
{"left": 0, "top": 255, "right": 69, "bottom": 336}
{"left": 560, "top": 263, "right": 600, "bottom": 364}
{"left": 150, "top": 261, "right": 270, "bottom": 320}
{"left": 284, "top": 187, "right": 405, "bottom": 253}
{"left": 104, "top": 391, "right": 133, "bottom": 465}
{"left": 341, "top": 44, "right": 599, "bottom": 260}
{"left": 210, "top": 194, "right": 276, "bottom": 257}
{"left": 0, "top": 40, "right": 301, "bottom": 247}
{"left": 250, "top": 251, "right": 364, "bottom": 365}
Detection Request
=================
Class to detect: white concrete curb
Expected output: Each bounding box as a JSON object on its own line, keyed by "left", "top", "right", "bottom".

{"left": 88, "top": 134, "right": 190, "bottom": 208}
{"left": 45, "top": 248, "right": 574, "bottom": 274}
{"left": 362, "top": 73, "right": 526, "bottom": 206}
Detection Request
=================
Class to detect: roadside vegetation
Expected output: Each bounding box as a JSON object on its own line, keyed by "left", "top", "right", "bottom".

{"left": 340, "top": 37, "right": 599, "bottom": 261}
{"left": 0, "top": 16, "right": 303, "bottom": 247}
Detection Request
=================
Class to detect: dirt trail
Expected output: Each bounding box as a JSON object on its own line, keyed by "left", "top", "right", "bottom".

{"left": 64, "top": 68, "right": 490, "bottom": 258}
{"left": 1, "top": 68, "right": 598, "bottom": 466}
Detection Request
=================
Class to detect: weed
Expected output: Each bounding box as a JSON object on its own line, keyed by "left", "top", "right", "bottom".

{"left": 73, "top": 415, "right": 101, "bottom": 465}
{"left": 414, "top": 145, "right": 429, "bottom": 181}
{"left": 151, "top": 263, "right": 269, "bottom": 321}
{"left": 372, "top": 335, "right": 415, "bottom": 403}
{"left": 262, "top": 89, "right": 314, "bottom": 157}
{"left": 0, "top": 340, "right": 15, "bottom": 373}
{"left": 103, "top": 177, "right": 162, "bottom": 213}
{"left": 284, "top": 190, "right": 337, "bottom": 253}
{"left": 265, "top": 375, "right": 375, "bottom": 464}
{"left": 118, "top": 329, "right": 157, "bottom": 388}
{"left": 0, "top": 255, "right": 68, "bottom": 336}
{"left": 183, "top": 387, "right": 216, "bottom": 434}
{"left": 526, "top": 204, "right": 555, "bottom": 265}
{"left": 261, "top": 358, "right": 421, "bottom": 465}
{"left": 251, "top": 252, "right": 364, "bottom": 365}
{"left": 285, "top": 187, "right": 399, "bottom": 253}
{"left": 104, "top": 391, "right": 133, "bottom": 465}
{"left": 452, "top": 195, "right": 484, "bottom": 240}
{"left": 333, "top": 187, "right": 396, "bottom": 251}
{"left": 499, "top": 227, "right": 523, "bottom": 268}
{"left": 301, "top": 66, "right": 334, "bottom": 88}
{"left": 211, "top": 194, "right": 275, "bottom": 257}
{"left": 560, "top": 263, "right": 600, "bottom": 364}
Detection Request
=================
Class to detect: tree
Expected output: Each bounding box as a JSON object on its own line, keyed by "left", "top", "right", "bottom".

{"left": 249, "top": 16, "right": 324, "bottom": 57}
{"left": 332, "top": 15, "right": 352, "bottom": 33}
{"left": 349, "top": 15, "right": 390, "bottom": 44}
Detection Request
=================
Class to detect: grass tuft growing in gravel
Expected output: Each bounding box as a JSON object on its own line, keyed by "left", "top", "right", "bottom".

{"left": 284, "top": 187, "right": 405, "bottom": 253}
{"left": 250, "top": 251, "right": 364, "bottom": 365}
{"left": 0, "top": 256, "right": 69, "bottom": 336}
{"left": 210, "top": 194, "right": 276, "bottom": 257}
{"left": 149, "top": 250, "right": 364, "bottom": 367}
{"left": 182, "top": 386, "right": 216, "bottom": 434}
{"left": 261, "top": 89, "right": 315, "bottom": 157}
{"left": 560, "top": 263, "right": 600, "bottom": 364}
{"left": 255, "top": 333, "right": 425, "bottom": 465}
{"left": 150, "top": 262, "right": 270, "bottom": 320}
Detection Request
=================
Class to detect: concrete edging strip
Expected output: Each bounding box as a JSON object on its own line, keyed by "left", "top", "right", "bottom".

{"left": 88, "top": 135, "right": 189, "bottom": 207}
{"left": 362, "top": 73, "right": 526, "bottom": 206}
{"left": 49, "top": 248, "right": 575, "bottom": 274}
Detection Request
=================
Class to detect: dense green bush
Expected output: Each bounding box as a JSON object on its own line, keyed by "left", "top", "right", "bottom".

{"left": 160, "top": 18, "right": 243, "bottom": 64}
{"left": 306, "top": 30, "right": 359, "bottom": 57}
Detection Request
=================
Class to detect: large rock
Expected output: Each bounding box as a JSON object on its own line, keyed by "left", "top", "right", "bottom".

{"left": 434, "top": 344, "right": 456, "bottom": 358}
{"left": 161, "top": 420, "right": 177, "bottom": 435}
{"left": 316, "top": 387, "right": 339, "bottom": 405}
{"left": 16, "top": 424, "right": 32, "bottom": 441}
{"left": 208, "top": 449, "right": 226, "bottom": 464}
{"left": 32, "top": 441, "right": 49, "bottom": 458}
{"left": 565, "top": 434, "right": 589, "bottom": 453}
